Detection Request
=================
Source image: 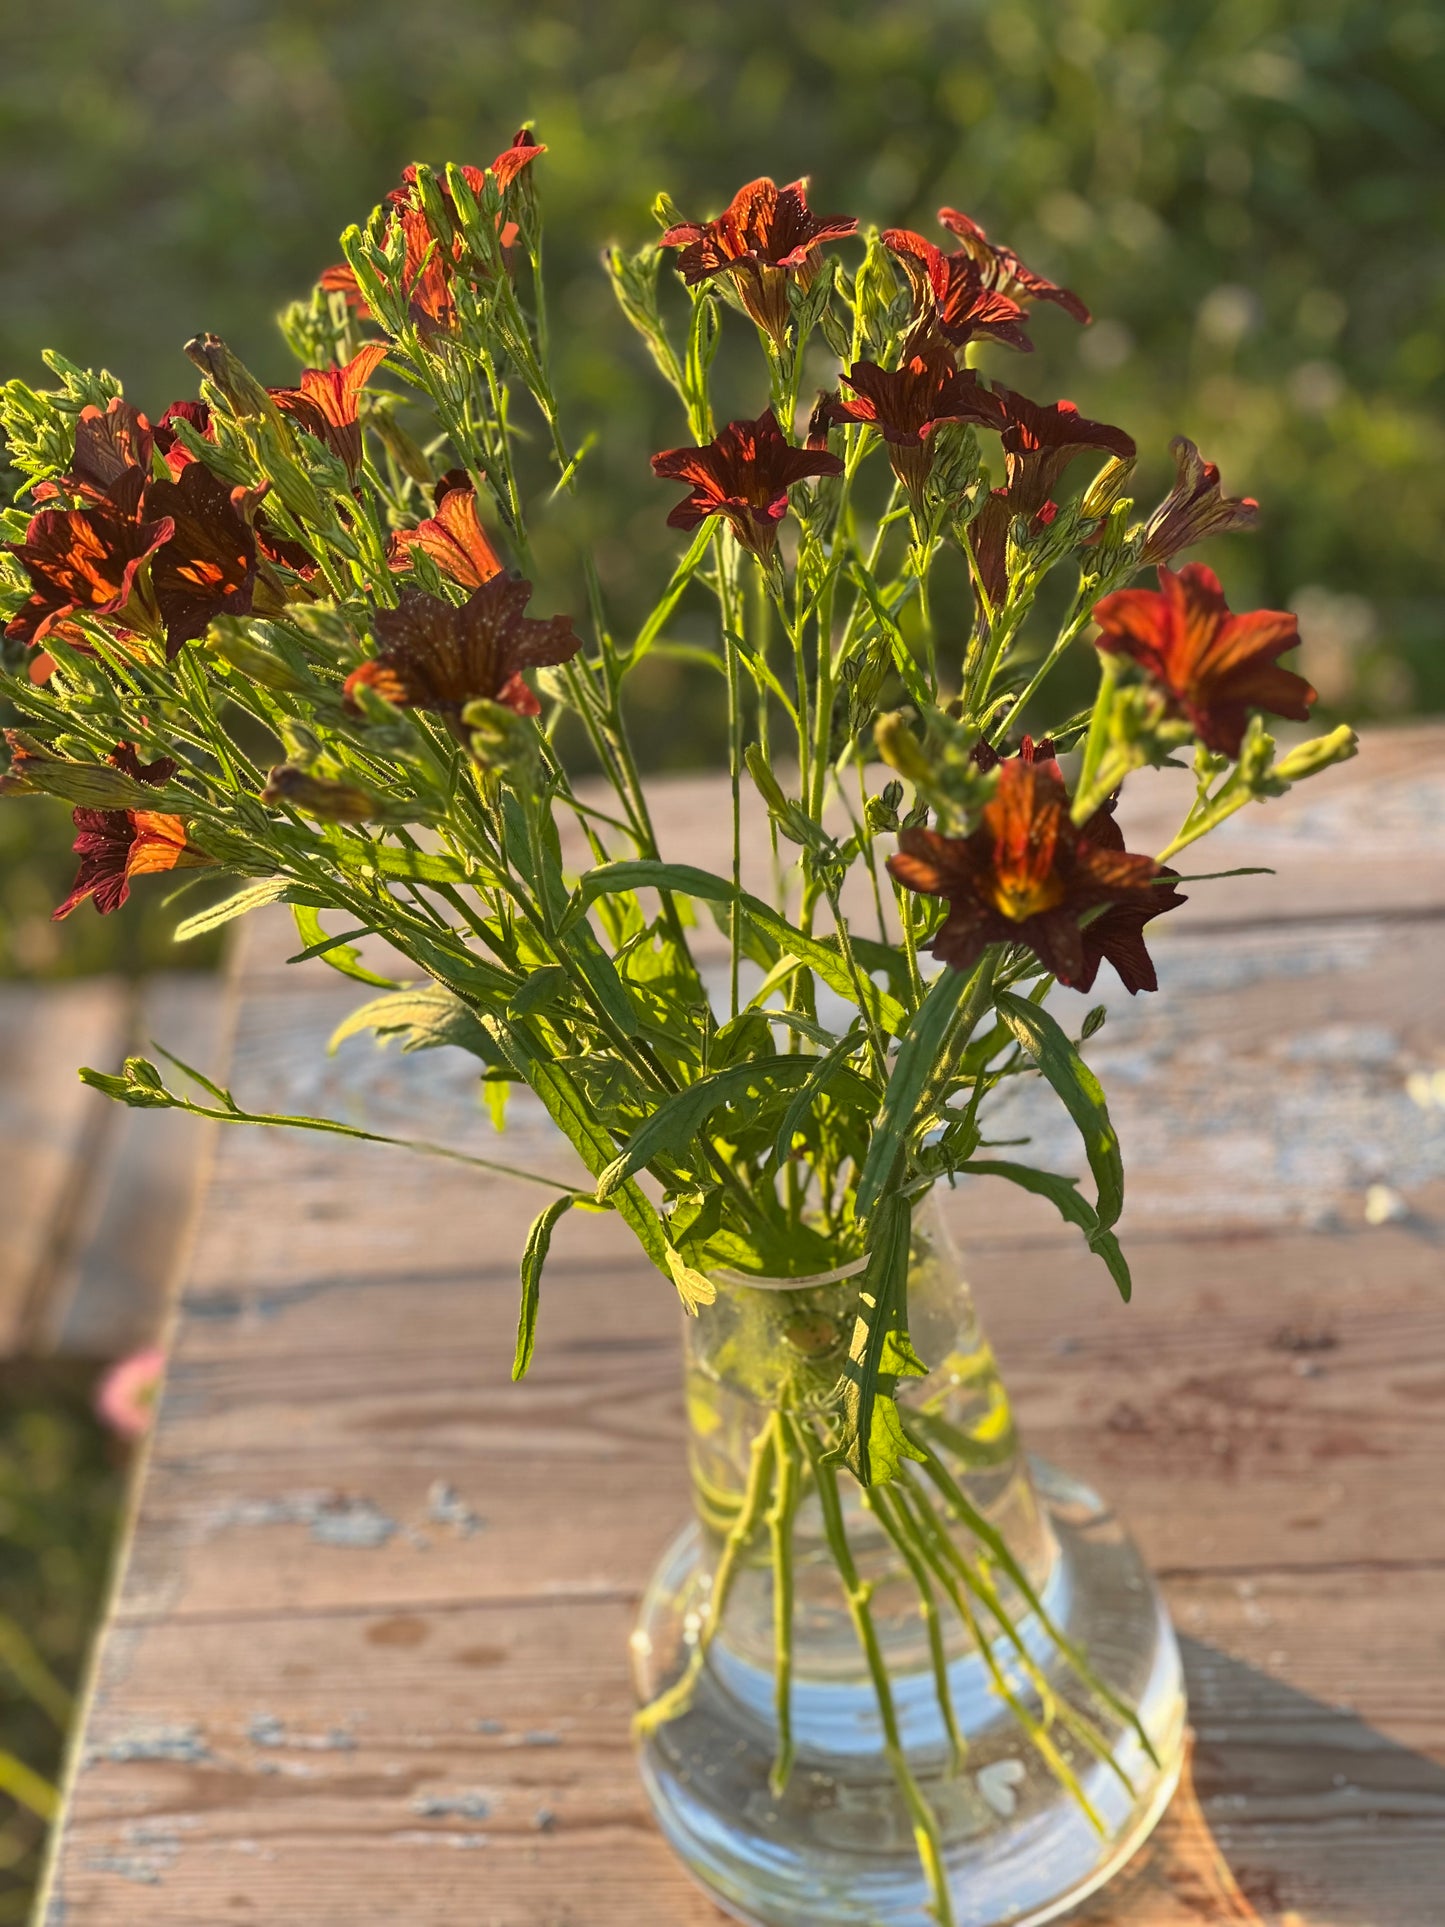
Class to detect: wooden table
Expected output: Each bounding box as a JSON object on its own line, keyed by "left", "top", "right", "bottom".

{"left": 41, "top": 726, "right": 1445, "bottom": 1924}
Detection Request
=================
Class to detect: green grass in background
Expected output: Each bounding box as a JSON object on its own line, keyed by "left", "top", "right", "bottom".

{"left": 0, "top": 1367, "right": 126, "bottom": 1920}
{"left": 1, "top": 0, "right": 1442, "bottom": 976}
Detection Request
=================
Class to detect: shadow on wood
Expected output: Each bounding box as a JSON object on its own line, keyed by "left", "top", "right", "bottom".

{"left": 1074, "top": 1636, "right": 1445, "bottom": 1925}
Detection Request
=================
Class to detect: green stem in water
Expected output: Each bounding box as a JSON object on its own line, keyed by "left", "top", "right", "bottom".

{"left": 867, "top": 1484, "right": 965, "bottom": 1774}
{"left": 792, "top": 1418, "right": 958, "bottom": 1927}
{"left": 766, "top": 1414, "right": 803, "bottom": 1794}
{"left": 634, "top": 1417, "right": 777, "bottom": 1738}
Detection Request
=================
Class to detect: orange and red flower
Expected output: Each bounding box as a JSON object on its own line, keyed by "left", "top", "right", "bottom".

{"left": 271, "top": 344, "right": 388, "bottom": 478}
{"left": 815, "top": 342, "right": 1006, "bottom": 495}
{"left": 322, "top": 137, "right": 541, "bottom": 331}
{"left": 652, "top": 409, "right": 843, "bottom": 556}
{"left": 345, "top": 578, "right": 579, "bottom": 720}
{"left": 387, "top": 472, "right": 504, "bottom": 589}
{"left": 32, "top": 398, "right": 154, "bottom": 507}
{"left": 140, "top": 463, "right": 267, "bottom": 658}
{"left": 1139, "top": 437, "right": 1259, "bottom": 567}
{"left": 53, "top": 743, "right": 209, "bottom": 922}
{"left": 4, "top": 479, "right": 174, "bottom": 647}
{"left": 937, "top": 207, "right": 1091, "bottom": 326}
{"left": 153, "top": 400, "right": 213, "bottom": 478}
{"left": 1092, "top": 562, "right": 1315, "bottom": 758}
{"left": 661, "top": 178, "right": 857, "bottom": 344}
{"left": 887, "top": 755, "right": 1181, "bottom": 992}
{"left": 881, "top": 231, "right": 1032, "bottom": 353}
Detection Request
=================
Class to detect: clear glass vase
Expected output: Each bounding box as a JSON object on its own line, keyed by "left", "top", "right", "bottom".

{"left": 631, "top": 1199, "right": 1187, "bottom": 1927}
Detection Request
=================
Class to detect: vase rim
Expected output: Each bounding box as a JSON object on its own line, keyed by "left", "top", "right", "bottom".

{"left": 708, "top": 1254, "right": 871, "bottom": 1293}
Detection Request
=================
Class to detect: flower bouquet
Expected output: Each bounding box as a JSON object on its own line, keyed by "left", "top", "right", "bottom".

{"left": 0, "top": 136, "right": 1355, "bottom": 1926}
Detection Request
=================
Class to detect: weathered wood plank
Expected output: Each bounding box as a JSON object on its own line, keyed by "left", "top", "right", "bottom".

{"left": 44, "top": 725, "right": 1445, "bottom": 1924}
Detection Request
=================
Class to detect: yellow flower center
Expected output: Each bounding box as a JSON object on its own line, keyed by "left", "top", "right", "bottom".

{"left": 988, "top": 870, "right": 1066, "bottom": 922}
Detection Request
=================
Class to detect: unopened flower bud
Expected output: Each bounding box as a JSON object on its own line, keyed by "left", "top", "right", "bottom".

{"left": 462, "top": 697, "right": 538, "bottom": 776}
{"left": 1273, "top": 724, "right": 1359, "bottom": 784}
{"left": 875, "top": 711, "right": 932, "bottom": 788}
{"left": 261, "top": 765, "right": 382, "bottom": 821}
{"left": 1079, "top": 455, "right": 1137, "bottom": 522}
{"left": 183, "top": 335, "right": 280, "bottom": 423}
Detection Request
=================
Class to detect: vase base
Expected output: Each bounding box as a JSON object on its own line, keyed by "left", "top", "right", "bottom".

{"left": 632, "top": 1458, "right": 1187, "bottom": 1927}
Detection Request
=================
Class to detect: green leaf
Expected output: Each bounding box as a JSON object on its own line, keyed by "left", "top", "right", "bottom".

{"left": 482, "top": 1016, "right": 671, "bottom": 1270}
{"left": 830, "top": 1192, "right": 924, "bottom": 1487}
{"left": 995, "top": 992, "right": 1124, "bottom": 1230}
{"left": 508, "top": 964, "right": 570, "bottom": 1017}
{"left": 595, "top": 1055, "right": 819, "bottom": 1201}
{"left": 564, "top": 862, "right": 910, "bottom": 1036}
{"left": 770, "top": 1028, "right": 871, "bottom": 1167}
{"left": 174, "top": 878, "right": 296, "bottom": 941}
{"left": 332, "top": 839, "right": 475, "bottom": 884}
{"left": 854, "top": 967, "right": 971, "bottom": 1220}
{"left": 513, "top": 1196, "right": 575, "bottom": 1380}
{"left": 961, "top": 1160, "right": 1133, "bottom": 1302}
{"left": 560, "top": 858, "right": 733, "bottom": 933}
{"left": 290, "top": 902, "right": 399, "bottom": 987}
{"left": 0, "top": 1747, "right": 57, "bottom": 1823}
{"left": 328, "top": 985, "right": 499, "bottom": 1062}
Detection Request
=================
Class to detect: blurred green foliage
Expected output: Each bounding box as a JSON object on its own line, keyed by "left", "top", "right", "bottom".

{"left": 0, "top": 1366, "right": 125, "bottom": 1918}
{"left": 1, "top": 0, "right": 1441, "bottom": 976}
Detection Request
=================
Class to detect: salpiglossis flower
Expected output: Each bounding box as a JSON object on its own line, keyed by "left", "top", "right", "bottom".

{"left": 969, "top": 387, "right": 1136, "bottom": 607}
{"left": 345, "top": 578, "right": 579, "bottom": 721}
{"left": 388, "top": 472, "right": 504, "bottom": 589}
{"left": 818, "top": 342, "right": 1006, "bottom": 496}
{"left": 32, "top": 398, "right": 153, "bottom": 506}
{"left": 1092, "top": 562, "right": 1315, "bottom": 759}
{"left": 661, "top": 177, "right": 857, "bottom": 345}
{"left": 153, "top": 400, "right": 213, "bottom": 478}
{"left": 1140, "top": 436, "right": 1260, "bottom": 567}
{"left": 4, "top": 474, "right": 174, "bottom": 648}
{"left": 937, "top": 207, "right": 1091, "bottom": 325}
{"left": 52, "top": 742, "right": 209, "bottom": 921}
{"left": 271, "top": 344, "right": 388, "bottom": 479}
{"left": 887, "top": 755, "right": 1181, "bottom": 992}
{"left": 140, "top": 463, "right": 275, "bottom": 658}
{"left": 652, "top": 409, "right": 843, "bottom": 556}
{"left": 881, "top": 231, "right": 1032, "bottom": 352}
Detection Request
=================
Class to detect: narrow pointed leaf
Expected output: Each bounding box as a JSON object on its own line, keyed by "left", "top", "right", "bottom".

{"left": 995, "top": 991, "right": 1124, "bottom": 1231}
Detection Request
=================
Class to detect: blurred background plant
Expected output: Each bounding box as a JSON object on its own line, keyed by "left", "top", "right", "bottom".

{"left": 0, "top": 3, "right": 1439, "bottom": 1911}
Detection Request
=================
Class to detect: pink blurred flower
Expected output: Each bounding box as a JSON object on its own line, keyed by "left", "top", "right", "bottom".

{"left": 95, "top": 1346, "right": 165, "bottom": 1440}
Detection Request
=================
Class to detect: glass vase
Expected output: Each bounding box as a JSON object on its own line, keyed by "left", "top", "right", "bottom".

{"left": 631, "top": 1198, "right": 1186, "bottom": 1927}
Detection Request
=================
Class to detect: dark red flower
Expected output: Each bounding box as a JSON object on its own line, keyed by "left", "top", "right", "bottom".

{"left": 937, "top": 207, "right": 1090, "bottom": 326}
{"left": 345, "top": 578, "right": 579, "bottom": 720}
{"left": 1140, "top": 436, "right": 1260, "bottom": 567}
{"left": 652, "top": 409, "right": 843, "bottom": 556}
{"left": 32, "top": 399, "right": 154, "bottom": 507}
{"left": 1092, "top": 562, "right": 1315, "bottom": 759}
{"left": 968, "top": 387, "right": 1136, "bottom": 608}
{"left": 271, "top": 343, "right": 388, "bottom": 478}
{"left": 887, "top": 755, "right": 1179, "bottom": 992}
{"left": 881, "top": 230, "right": 1033, "bottom": 352}
{"left": 4, "top": 480, "right": 174, "bottom": 647}
{"left": 53, "top": 746, "right": 205, "bottom": 920}
{"left": 153, "top": 400, "right": 213, "bottom": 478}
{"left": 388, "top": 472, "right": 504, "bottom": 589}
{"left": 140, "top": 463, "right": 264, "bottom": 658}
{"left": 661, "top": 177, "right": 857, "bottom": 344}
{"left": 820, "top": 343, "right": 1007, "bottom": 495}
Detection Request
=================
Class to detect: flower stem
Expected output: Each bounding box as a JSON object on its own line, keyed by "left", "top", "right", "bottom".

{"left": 793, "top": 1418, "right": 957, "bottom": 1927}
{"left": 766, "top": 1414, "right": 802, "bottom": 1794}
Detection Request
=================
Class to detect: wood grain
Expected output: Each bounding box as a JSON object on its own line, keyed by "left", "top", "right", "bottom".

{"left": 42, "top": 725, "right": 1445, "bottom": 1925}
